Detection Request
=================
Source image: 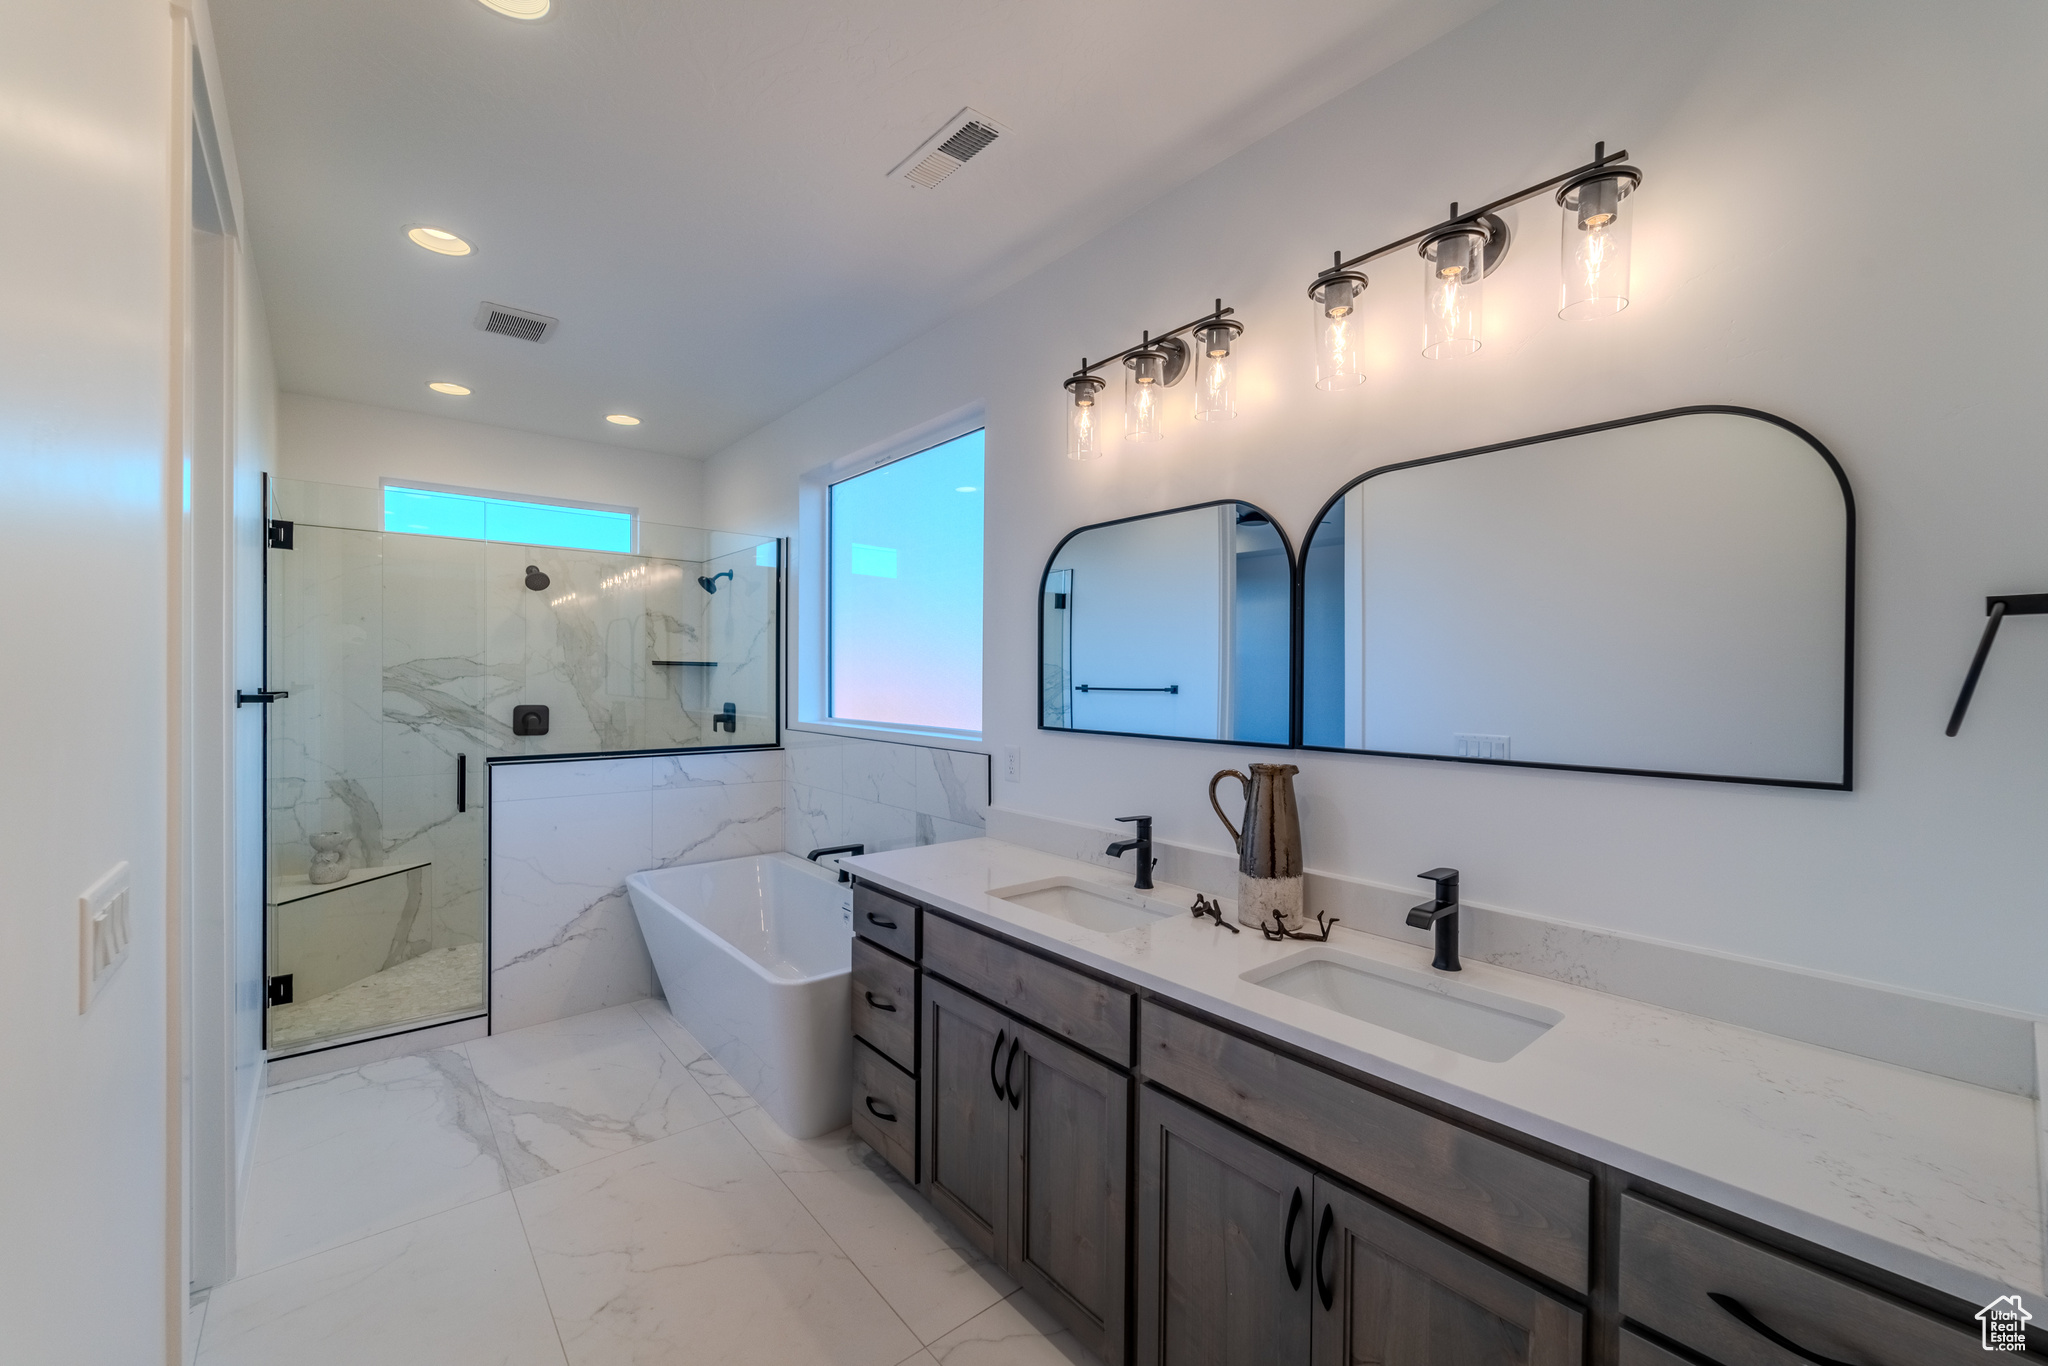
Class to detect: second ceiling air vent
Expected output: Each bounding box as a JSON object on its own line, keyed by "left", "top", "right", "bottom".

{"left": 889, "top": 108, "right": 1008, "bottom": 189}
{"left": 474, "top": 301, "right": 558, "bottom": 343}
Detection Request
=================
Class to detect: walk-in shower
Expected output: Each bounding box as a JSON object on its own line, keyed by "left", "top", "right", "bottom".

{"left": 262, "top": 478, "right": 779, "bottom": 1055}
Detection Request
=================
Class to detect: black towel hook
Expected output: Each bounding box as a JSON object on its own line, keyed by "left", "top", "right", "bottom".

{"left": 1946, "top": 593, "right": 2048, "bottom": 735}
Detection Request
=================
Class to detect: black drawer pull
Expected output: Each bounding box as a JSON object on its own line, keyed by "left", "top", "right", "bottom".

{"left": 863, "top": 1096, "right": 898, "bottom": 1124}
{"left": 866, "top": 912, "right": 898, "bottom": 930}
{"left": 863, "top": 991, "right": 896, "bottom": 1012}
{"left": 1313, "top": 1202, "right": 1335, "bottom": 1310}
{"left": 1005, "top": 1037, "right": 1022, "bottom": 1110}
{"left": 1282, "top": 1187, "right": 1305, "bottom": 1290}
{"left": 989, "top": 1029, "right": 1008, "bottom": 1099}
{"left": 1709, "top": 1293, "right": 1859, "bottom": 1366}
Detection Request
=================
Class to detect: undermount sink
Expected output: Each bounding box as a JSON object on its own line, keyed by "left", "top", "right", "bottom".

{"left": 989, "top": 877, "right": 1180, "bottom": 934}
{"left": 1243, "top": 948, "right": 1561, "bottom": 1062}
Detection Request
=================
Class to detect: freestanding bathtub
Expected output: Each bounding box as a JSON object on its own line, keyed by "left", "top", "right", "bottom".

{"left": 626, "top": 852, "right": 853, "bottom": 1138}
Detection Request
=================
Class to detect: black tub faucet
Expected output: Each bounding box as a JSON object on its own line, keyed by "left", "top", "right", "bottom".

{"left": 1106, "top": 816, "right": 1155, "bottom": 890}
{"left": 1406, "top": 868, "right": 1461, "bottom": 972}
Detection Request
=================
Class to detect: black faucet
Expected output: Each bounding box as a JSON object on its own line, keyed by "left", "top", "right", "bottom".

{"left": 1105, "top": 816, "right": 1155, "bottom": 890}
{"left": 805, "top": 843, "right": 865, "bottom": 883}
{"left": 1406, "top": 867, "right": 1461, "bottom": 971}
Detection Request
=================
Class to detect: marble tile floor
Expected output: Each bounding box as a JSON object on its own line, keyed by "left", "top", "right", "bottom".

{"left": 268, "top": 941, "right": 486, "bottom": 1050}
{"left": 197, "top": 998, "right": 1099, "bottom": 1366}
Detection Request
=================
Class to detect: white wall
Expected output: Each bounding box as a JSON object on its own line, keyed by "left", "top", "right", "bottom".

{"left": 279, "top": 392, "right": 709, "bottom": 531}
{"left": 704, "top": 0, "right": 2048, "bottom": 1015}
{"left": 1, "top": 1, "right": 176, "bottom": 1359}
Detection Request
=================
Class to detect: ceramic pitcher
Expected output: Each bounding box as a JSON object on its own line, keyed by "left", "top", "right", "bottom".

{"left": 1209, "top": 764, "right": 1305, "bottom": 931}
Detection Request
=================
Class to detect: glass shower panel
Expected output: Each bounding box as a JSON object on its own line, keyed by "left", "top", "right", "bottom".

{"left": 264, "top": 480, "right": 779, "bottom": 1055}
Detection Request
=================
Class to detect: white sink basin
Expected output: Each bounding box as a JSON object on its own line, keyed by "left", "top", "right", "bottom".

{"left": 989, "top": 877, "right": 1180, "bottom": 934}
{"left": 1243, "top": 948, "right": 1561, "bottom": 1062}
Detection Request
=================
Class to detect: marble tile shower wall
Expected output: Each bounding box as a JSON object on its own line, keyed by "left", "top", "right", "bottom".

{"left": 489, "top": 750, "right": 785, "bottom": 1031}
{"left": 783, "top": 731, "right": 991, "bottom": 858}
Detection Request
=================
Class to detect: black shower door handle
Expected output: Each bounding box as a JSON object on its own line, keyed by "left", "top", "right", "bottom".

{"left": 457, "top": 754, "right": 467, "bottom": 813}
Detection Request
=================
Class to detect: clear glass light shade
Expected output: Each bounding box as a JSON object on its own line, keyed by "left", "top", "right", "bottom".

{"left": 1309, "top": 273, "right": 1368, "bottom": 390}
{"left": 1124, "top": 350, "right": 1167, "bottom": 443}
{"left": 1193, "top": 322, "right": 1240, "bottom": 421}
{"left": 1421, "top": 227, "right": 1487, "bottom": 359}
{"left": 1558, "top": 172, "right": 1636, "bottom": 319}
{"left": 1065, "top": 376, "right": 1106, "bottom": 461}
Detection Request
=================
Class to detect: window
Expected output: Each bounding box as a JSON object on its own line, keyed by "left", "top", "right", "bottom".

{"left": 828, "top": 429, "right": 984, "bottom": 733}
{"left": 382, "top": 480, "right": 634, "bottom": 552}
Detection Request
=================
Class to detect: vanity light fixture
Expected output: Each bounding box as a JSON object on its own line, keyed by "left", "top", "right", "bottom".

{"left": 1063, "top": 372, "right": 1107, "bottom": 460}
{"left": 1307, "top": 142, "right": 1639, "bottom": 369}
{"left": 407, "top": 226, "right": 473, "bottom": 256}
{"left": 427, "top": 381, "right": 471, "bottom": 396}
{"left": 1192, "top": 303, "right": 1243, "bottom": 422}
{"left": 604, "top": 414, "right": 641, "bottom": 426}
{"left": 1308, "top": 264, "right": 1370, "bottom": 390}
{"left": 1059, "top": 300, "right": 1239, "bottom": 457}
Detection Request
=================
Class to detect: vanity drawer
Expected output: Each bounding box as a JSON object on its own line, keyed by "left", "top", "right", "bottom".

{"left": 1619, "top": 1195, "right": 1982, "bottom": 1365}
{"left": 851, "top": 1038, "right": 917, "bottom": 1184}
{"left": 851, "top": 937, "right": 917, "bottom": 1072}
{"left": 923, "top": 913, "right": 1132, "bottom": 1066}
{"left": 853, "top": 882, "right": 919, "bottom": 960}
{"left": 1140, "top": 1002, "right": 1590, "bottom": 1291}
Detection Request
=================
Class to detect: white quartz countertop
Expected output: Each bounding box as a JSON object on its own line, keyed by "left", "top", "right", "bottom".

{"left": 850, "top": 837, "right": 2042, "bottom": 1307}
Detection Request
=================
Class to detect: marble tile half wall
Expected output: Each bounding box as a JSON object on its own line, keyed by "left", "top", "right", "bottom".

{"left": 488, "top": 750, "right": 785, "bottom": 1031}
{"left": 783, "top": 730, "right": 991, "bottom": 860}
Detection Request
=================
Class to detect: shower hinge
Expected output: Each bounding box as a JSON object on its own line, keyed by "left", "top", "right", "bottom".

{"left": 266, "top": 974, "right": 293, "bottom": 1007}
{"left": 267, "top": 519, "right": 294, "bottom": 549}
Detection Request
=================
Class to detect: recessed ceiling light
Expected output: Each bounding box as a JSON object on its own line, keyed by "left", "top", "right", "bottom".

{"left": 477, "top": 0, "right": 550, "bottom": 18}
{"left": 427, "top": 381, "right": 471, "bottom": 396}
{"left": 605, "top": 414, "right": 641, "bottom": 426}
{"left": 956, "top": 486, "right": 979, "bottom": 493}
{"left": 407, "top": 226, "right": 472, "bottom": 256}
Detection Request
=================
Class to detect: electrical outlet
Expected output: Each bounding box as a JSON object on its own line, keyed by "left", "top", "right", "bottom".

{"left": 1453, "top": 734, "right": 1511, "bottom": 760}
{"left": 1003, "top": 745, "right": 1022, "bottom": 782}
{"left": 79, "top": 861, "right": 132, "bottom": 1012}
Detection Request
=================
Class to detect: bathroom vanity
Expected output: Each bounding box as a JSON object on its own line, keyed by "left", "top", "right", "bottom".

{"left": 844, "top": 837, "right": 2040, "bottom": 1366}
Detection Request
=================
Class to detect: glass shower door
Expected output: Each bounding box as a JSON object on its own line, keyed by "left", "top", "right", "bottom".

{"left": 265, "top": 502, "right": 488, "bottom": 1052}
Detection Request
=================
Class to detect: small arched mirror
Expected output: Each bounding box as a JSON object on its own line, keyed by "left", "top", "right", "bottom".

{"left": 1041, "top": 500, "right": 1294, "bottom": 745}
{"left": 1298, "top": 407, "right": 1853, "bottom": 787}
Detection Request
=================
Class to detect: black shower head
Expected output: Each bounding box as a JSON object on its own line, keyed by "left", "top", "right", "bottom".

{"left": 698, "top": 570, "right": 734, "bottom": 594}
{"left": 524, "top": 565, "right": 550, "bottom": 591}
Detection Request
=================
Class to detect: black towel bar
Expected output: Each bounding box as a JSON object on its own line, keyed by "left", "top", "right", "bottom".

{"left": 1946, "top": 593, "right": 2048, "bottom": 736}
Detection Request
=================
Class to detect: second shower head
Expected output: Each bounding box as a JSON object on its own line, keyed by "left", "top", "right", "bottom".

{"left": 698, "top": 570, "right": 734, "bottom": 594}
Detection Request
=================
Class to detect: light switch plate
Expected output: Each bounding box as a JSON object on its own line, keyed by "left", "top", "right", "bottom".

{"left": 1003, "top": 745, "right": 1022, "bottom": 782}
{"left": 1453, "top": 734, "right": 1511, "bottom": 760}
{"left": 79, "top": 861, "right": 132, "bottom": 1012}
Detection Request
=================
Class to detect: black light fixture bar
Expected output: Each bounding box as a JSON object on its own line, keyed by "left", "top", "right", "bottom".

{"left": 1068, "top": 299, "right": 1238, "bottom": 381}
{"left": 1323, "top": 142, "right": 1630, "bottom": 277}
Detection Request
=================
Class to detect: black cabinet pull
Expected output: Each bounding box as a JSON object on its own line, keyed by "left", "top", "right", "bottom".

{"left": 863, "top": 991, "right": 896, "bottom": 1013}
{"left": 989, "top": 1029, "right": 1008, "bottom": 1100}
{"left": 866, "top": 912, "right": 898, "bottom": 930}
{"left": 456, "top": 753, "right": 467, "bottom": 813}
{"left": 863, "top": 1096, "right": 897, "bottom": 1123}
{"left": 1282, "top": 1187, "right": 1305, "bottom": 1290}
{"left": 1005, "top": 1038, "right": 1022, "bottom": 1110}
{"left": 1313, "top": 1203, "right": 1335, "bottom": 1310}
{"left": 1709, "top": 1294, "right": 1859, "bottom": 1366}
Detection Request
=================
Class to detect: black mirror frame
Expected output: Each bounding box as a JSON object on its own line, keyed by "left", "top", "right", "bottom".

{"left": 1038, "top": 498, "right": 1299, "bottom": 749}
{"left": 1291, "top": 405, "right": 1856, "bottom": 790}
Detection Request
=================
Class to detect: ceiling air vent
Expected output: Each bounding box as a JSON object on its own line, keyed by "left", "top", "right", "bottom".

{"left": 474, "top": 301, "right": 558, "bottom": 343}
{"left": 889, "top": 108, "right": 1008, "bottom": 189}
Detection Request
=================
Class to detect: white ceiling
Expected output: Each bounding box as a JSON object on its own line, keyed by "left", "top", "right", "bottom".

{"left": 210, "top": 0, "right": 1494, "bottom": 460}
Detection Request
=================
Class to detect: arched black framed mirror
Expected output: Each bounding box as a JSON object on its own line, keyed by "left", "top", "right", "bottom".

{"left": 1297, "top": 407, "right": 1854, "bottom": 788}
{"left": 1040, "top": 500, "right": 1295, "bottom": 746}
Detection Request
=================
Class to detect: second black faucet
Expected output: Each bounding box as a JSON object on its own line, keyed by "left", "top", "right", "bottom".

{"left": 1406, "top": 867, "right": 1462, "bottom": 971}
{"left": 1106, "top": 815, "right": 1155, "bottom": 890}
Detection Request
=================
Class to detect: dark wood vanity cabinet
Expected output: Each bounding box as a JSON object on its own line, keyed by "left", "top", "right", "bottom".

{"left": 921, "top": 971, "right": 1130, "bottom": 1365}
{"left": 1135, "top": 1086, "right": 1580, "bottom": 1366}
